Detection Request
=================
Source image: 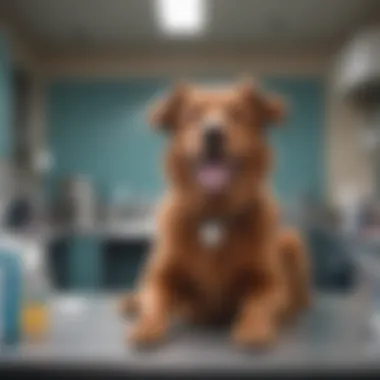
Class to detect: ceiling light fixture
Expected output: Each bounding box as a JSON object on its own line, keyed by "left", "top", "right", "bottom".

{"left": 155, "top": 0, "right": 207, "bottom": 36}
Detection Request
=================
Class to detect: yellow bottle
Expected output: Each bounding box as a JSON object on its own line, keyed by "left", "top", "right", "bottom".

{"left": 22, "top": 301, "right": 49, "bottom": 342}
{"left": 21, "top": 242, "right": 50, "bottom": 342}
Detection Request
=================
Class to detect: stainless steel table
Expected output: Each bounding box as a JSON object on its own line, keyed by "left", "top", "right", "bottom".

{"left": 0, "top": 291, "right": 379, "bottom": 376}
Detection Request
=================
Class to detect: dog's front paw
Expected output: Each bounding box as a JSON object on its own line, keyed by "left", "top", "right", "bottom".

{"left": 298, "top": 291, "right": 311, "bottom": 311}
{"left": 118, "top": 293, "right": 140, "bottom": 317}
{"left": 127, "top": 319, "right": 166, "bottom": 347}
{"left": 231, "top": 319, "right": 276, "bottom": 348}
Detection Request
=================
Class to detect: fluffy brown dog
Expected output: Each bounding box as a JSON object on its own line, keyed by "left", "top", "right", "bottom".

{"left": 120, "top": 79, "right": 310, "bottom": 348}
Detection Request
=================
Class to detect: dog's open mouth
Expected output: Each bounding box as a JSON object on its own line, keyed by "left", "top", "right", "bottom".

{"left": 195, "top": 160, "right": 232, "bottom": 193}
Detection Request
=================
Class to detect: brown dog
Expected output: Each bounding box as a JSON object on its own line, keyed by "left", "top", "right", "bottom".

{"left": 120, "top": 79, "right": 310, "bottom": 348}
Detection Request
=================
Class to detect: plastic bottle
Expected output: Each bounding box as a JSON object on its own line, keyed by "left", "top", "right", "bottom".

{"left": 0, "top": 237, "right": 23, "bottom": 344}
{"left": 21, "top": 238, "right": 51, "bottom": 342}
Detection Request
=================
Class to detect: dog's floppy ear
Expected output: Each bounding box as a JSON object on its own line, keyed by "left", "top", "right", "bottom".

{"left": 238, "top": 78, "right": 287, "bottom": 126}
{"left": 149, "top": 82, "right": 189, "bottom": 132}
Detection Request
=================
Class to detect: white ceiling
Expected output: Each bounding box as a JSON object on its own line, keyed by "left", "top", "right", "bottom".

{"left": 4, "top": 0, "right": 380, "bottom": 51}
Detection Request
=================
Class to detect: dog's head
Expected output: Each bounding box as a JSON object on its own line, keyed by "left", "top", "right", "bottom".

{"left": 149, "top": 79, "right": 286, "bottom": 213}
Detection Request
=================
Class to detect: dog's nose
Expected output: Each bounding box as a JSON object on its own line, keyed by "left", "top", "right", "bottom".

{"left": 203, "top": 126, "right": 224, "bottom": 158}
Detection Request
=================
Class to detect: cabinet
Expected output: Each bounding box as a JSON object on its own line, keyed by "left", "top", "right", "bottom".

{"left": 47, "top": 234, "right": 150, "bottom": 291}
{"left": 46, "top": 228, "right": 358, "bottom": 293}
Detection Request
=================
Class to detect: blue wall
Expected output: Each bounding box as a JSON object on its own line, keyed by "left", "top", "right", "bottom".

{"left": 47, "top": 78, "right": 325, "bottom": 204}
{"left": 0, "top": 32, "right": 12, "bottom": 159}
{"left": 266, "top": 78, "right": 325, "bottom": 203}
{"left": 47, "top": 80, "right": 167, "bottom": 202}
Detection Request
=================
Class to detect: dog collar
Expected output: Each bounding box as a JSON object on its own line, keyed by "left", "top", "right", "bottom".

{"left": 199, "top": 220, "right": 225, "bottom": 247}
{"left": 196, "top": 199, "right": 260, "bottom": 247}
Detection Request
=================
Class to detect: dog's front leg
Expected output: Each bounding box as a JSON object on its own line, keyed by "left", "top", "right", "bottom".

{"left": 127, "top": 275, "right": 174, "bottom": 346}
{"left": 231, "top": 274, "right": 287, "bottom": 348}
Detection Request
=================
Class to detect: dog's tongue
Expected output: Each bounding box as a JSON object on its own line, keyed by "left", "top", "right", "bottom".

{"left": 197, "top": 163, "right": 230, "bottom": 192}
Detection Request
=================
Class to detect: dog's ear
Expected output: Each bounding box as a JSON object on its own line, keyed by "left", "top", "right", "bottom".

{"left": 238, "top": 78, "right": 287, "bottom": 126}
{"left": 149, "top": 82, "right": 189, "bottom": 132}
{"left": 262, "top": 94, "right": 287, "bottom": 125}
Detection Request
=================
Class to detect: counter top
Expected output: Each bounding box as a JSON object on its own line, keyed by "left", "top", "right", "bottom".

{"left": 0, "top": 219, "right": 156, "bottom": 245}
{"left": 0, "top": 290, "right": 379, "bottom": 376}
{"left": 39, "top": 219, "right": 156, "bottom": 241}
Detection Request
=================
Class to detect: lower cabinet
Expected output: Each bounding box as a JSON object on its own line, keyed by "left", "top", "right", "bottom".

{"left": 47, "top": 237, "right": 70, "bottom": 291}
{"left": 47, "top": 228, "right": 358, "bottom": 293}
{"left": 68, "top": 235, "right": 102, "bottom": 291}
{"left": 47, "top": 234, "right": 151, "bottom": 292}
{"left": 103, "top": 239, "right": 149, "bottom": 291}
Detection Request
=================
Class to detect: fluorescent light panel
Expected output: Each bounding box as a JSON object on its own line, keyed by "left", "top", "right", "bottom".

{"left": 155, "top": 0, "right": 206, "bottom": 36}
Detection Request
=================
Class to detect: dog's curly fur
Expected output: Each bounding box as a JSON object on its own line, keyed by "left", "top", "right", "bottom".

{"left": 120, "top": 79, "right": 311, "bottom": 348}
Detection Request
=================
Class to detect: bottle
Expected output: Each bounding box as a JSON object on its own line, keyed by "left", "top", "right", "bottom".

{"left": 0, "top": 237, "right": 23, "bottom": 344}
{"left": 21, "top": 239, "right": 51, "bottom": 342}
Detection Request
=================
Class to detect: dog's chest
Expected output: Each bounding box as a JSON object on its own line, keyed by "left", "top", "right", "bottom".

{"left": 181, "top": 255, "right": 253, "bottom": 313}
{"left": 185, "top": 231, "right": 255, "bottom": 296}
{"left": 177, "top": 213, "right": 262, "bottom": 299}
{"left": 195, "top": 217, "right": 255, "bottom": 252}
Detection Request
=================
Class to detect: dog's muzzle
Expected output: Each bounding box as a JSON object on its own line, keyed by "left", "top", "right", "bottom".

{"left": 196, "top": 123, "right": 231, "bottom": 193}
{"left": 203, "top": 125, "right": 225, "bottom": 161}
